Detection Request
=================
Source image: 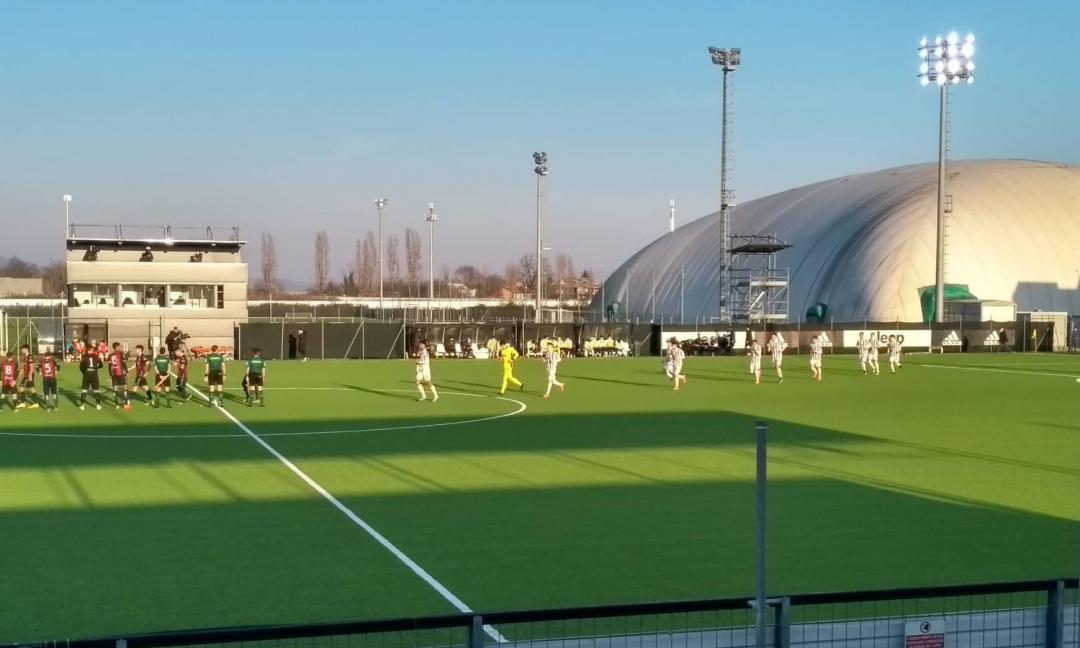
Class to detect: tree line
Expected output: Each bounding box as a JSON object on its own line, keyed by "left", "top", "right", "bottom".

{"left": 0, "top": 257, "right": 67, "bottom": 296}
{"left": 255, "top": 230, "right": 597, "bottom": 300}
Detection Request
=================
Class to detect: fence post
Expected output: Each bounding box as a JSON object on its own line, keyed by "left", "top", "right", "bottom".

{"left": 774, "top": 596, "right": 791, "bottom": 648}
{"left": 469, "top": 614, "right": 485, "bottom": 648}
{"left": 1046, "top": 580, "right": 1064, "bottom": 648}
{"left": 755, "top": 420, "right": 768, "bottom": 648}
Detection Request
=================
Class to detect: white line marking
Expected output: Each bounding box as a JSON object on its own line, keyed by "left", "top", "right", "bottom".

{"left": 184, "top": 381, "right": 509, "bottom": 643}
{"left": 919, "top": 363, "right": 1078, "bottom": 379}
{"left": 0, "top": 390, "right": 526, "bottom": 439}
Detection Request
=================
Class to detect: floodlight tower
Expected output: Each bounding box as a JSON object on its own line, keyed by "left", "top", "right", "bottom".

{"left": 533, "top": 151, "right": 548, "bottom": 323}
{"left": 708, "top": 46, "right": 740, "bottom": 323}
{"left": 425, "top": 202, "right": 437, "bottom": 305}
{"left": 918, "top": 31, "right": 975, "bottom": 323}
{"left": 63, "top": 194, "right": 73, "bottom": 238}
{"left": 669, "top": 199, "right": 676, "bottom": 234}
{"left": 374, "top": 198, "right": 389, "bottom": 311}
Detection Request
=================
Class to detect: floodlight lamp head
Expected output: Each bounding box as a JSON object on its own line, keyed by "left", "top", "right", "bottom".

{"left": 374, "top": 198, "right": 388, "bottom": 209}
{"left": 533, "top": 151, "right": 547, "bottom": 165}
{"left": 63, "top": 194, "right": 72, "bottom": 202}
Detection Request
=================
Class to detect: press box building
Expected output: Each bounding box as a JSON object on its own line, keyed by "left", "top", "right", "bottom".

{"left": 66, "top": 225, "right": 247, "bottom": 353}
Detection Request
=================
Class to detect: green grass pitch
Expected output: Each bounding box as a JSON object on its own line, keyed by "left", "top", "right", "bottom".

{"left": 1, "top": 352, "right": 1078, "bottom": 642}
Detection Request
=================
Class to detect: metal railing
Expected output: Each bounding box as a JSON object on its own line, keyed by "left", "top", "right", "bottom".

{"left": 12, "top": 579, "right": 1076, "bottom": 648}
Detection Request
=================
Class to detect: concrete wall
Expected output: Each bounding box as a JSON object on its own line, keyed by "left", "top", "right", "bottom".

{"left": 0, "top": 277, "right": 44, "bottom": 297}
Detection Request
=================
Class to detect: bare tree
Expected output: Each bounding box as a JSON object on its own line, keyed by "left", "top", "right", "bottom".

{"left": 41, "top": 261, "right": 67, "bottom": 296}
{"left": 386, "top": 233, "right": 400, "bottom": 293}
{"left": 518, "top": 253, "right": 553, "bottom": 295}
{"left": 260, "top": 233, "right": 278, "bottom": 293}
{"left": 314, "top": 231, "right": 330, "bottom": 294}
{"left": 405, "top": 227, "right": 422, "bottom": 297}
{"left": 360, "top": 231, "right": 377, "bottom": 294}
{"left": 353, "top": 239, "right": 365, "bottom": 294}
{"left": 504, "top": 262, "right": 522, "bottom": 294}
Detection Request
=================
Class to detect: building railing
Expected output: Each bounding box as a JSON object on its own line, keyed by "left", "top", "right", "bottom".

{"left": 10, "top": 578, "right": 1077, "bottom": 648}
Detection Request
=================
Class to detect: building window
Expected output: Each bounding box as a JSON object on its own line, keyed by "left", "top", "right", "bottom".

{"left": 216, "top": 284, "right": 225, "bottom": 309}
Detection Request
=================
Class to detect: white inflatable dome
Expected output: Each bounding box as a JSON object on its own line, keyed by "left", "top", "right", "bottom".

{"left": 596, "top": 160, "right": 1080, "bottom": 322}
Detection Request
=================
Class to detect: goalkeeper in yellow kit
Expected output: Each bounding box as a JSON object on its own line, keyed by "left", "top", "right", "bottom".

{"left": 498, "top": 340, "right": 524, "bottom": 394}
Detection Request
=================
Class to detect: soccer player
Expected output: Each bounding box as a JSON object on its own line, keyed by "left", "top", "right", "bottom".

{"left": 79, "top": 345, "right": 104, "bottom": 410}
{"left": 175, "top": 349, "right": 191, "bottom": 402}
{"left": 667, "top": 338, "right": 687, "bottom": 391}
{"left": 204, "top": 344, "right": 227, "bottom": 407}
{"left": 245, "top": 348, "right": 267, "bottom": 406}
{"left": 498, "top": 340, "right": 523, "bottom": 394}
{"left": 767, "top": 333, "right": 787, "bottom": 383}
{"left": 152, "top": 347, "right": 174, "bottom": 408}
{"left": 542, "top": 340, "right": 565, "bottom": 398}
{"left": 748, "top": 338, "right": 762, "bottom": 385}
{"left": 810, "top": 335, "right": 823, "bottom": 382}
{"left": 18, "top": 345, "right": 39, "bottom": 409}
{"left": 866, "top": 335, "right": 881, "bottom": 376}
{"left": 856, "top": 332, "right": 870, "bottom": 374}
{"left": 131, "top": 345, "right": 151, "bottom": 405}
{"left": 39, "top": 351, "right": 60, "bottom": 411}
{"left": 1, "top": 351, "right": 18, "bottom": 411}
{"left": 888, "top": 335, "right": 903, "bottom": 373}
{"left": 415, "top": 340, "right": 438, "bottom": 402}
{"left": 97, "top": 339, "right": 109, "bottom": 358}
{"left": 107, "top": 342, "right": 131, "bottom": 410}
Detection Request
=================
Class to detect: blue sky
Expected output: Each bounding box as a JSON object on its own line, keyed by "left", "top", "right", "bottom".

{"left": 1, "top": 0, "right": 1077, "bottom": 282}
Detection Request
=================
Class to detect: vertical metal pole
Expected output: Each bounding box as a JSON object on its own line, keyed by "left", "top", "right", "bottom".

{"left": 719, "top": 68, "right": 731, "bottom": 324}
{"left": 651, "top": 269, "right": 656, "bottom": 322}
{"left": 429, "top": 218, "right": 435, "bottom": 313}
{"left": 934, "top": 84, "right": 948, "bottom": 323}
{"left": 536, "top": 173, "right": 543, "bottom": 323}
{"left": 755, "top": 420, "right": 768, "bottom": 648}
{"left": 680, "top": 266, "right": 685, "bottom": 325}
{"left": 378, "top": 204, "right": 384, "bottom": 315}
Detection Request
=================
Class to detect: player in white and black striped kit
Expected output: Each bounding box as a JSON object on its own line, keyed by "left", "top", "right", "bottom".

{"left": 748, "top": 339, "right": 762, "bottom": 385}
{"left": 856, "top": 332, "right": 871, "bottom": 374}
{"left": 866, "top": 334, "right": 881, "bottom": 375}
{"left": 888, "top": 335, "right": 903, "bottom": 373}
{"left": 767, "top": 333, "right": 787, "bottom": 383}
{"left": 415, "top": 340, "right": 439, "bottom": 402}
{"left": 666, "top": 338, "right": 687, "bottom": 391}
{"left": 809, "top": 335, "right": 824, "bottom": 382}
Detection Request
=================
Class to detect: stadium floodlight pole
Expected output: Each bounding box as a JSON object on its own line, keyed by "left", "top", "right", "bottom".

{"left": 533, "top": 152, "right": 549, "bottom": 323}
{"left": 669, "top": 199, "right": 676, "bottom": 234}
{"left": 918, "top": 32, "right": 975, "bottom": 323}
{"left": 374, "top": 198, "right": 388, "bottom": 313}
{"left": 425, "top": 202, "right": 437, "bottom": 314}
{"left": 708, "top": 46, "right": 740, "bottom": 324}
{"left": 63, "top": 194, "right": 72, "bottom": 238}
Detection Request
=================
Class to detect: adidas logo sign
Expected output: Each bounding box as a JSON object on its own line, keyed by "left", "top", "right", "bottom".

{"left": 818, "top": 333, "right": 833, "bottom": 347}
{"left": 942, "top": 330, "right": 962, "bottom": 346}
{"left": 983, "top": 330, "right": 1000, "bottom": 346}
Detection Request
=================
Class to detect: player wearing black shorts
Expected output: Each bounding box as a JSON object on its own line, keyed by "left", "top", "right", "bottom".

{"left": 152, "top": 347, "right": 173, "bottom": 408}
{"left": 17, "top": 345, "right": 39, "bottom": 409}
{"left": 204, "top": 344, "right": 226, "bottom": 407}
{"left": 1, "top": 351, "right": 18, "bottom": 412}
{"left": 174, "top": 350, "right": 191, "bottom": 402}
{"left": 79, "top": 348, "right": 104, "bottom": 411}
{"left": 131, "top": 345, "right": 151, "bottom": 405}
{"left": 38, "top": 352, "right": 60, "bottom": 411}
{"left": 244, "top": 348, "right": 266, "bottom": 406}
{"left": 108, "top": 342, "right": 131, "bottom": 410}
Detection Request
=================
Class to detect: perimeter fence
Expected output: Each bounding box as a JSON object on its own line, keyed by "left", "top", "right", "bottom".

{"left": 14, "top": 579, "right": 1077, "bottom": 648}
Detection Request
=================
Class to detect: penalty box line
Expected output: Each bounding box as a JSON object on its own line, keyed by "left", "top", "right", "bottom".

{"left": 183, "top": 382, "right": 508, "bottom": 643}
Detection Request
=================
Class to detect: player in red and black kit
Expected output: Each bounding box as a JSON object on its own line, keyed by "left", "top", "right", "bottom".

{"left": 1, "top": 351, "right": 19, "bottom": 412}
{"left": 108, "top": 342, "right": 131, "bottom": 410}
{"left": 79, "top": 344, "right": 104, "bottom": 411}
{"left": 18, "top": 344, "right": 39, "bottom": 409}
{"left": 38, "top": 351, "right": 60, "bottom": 410}
{"left": 174, "top": 349, "right": 191, "bottom": 403}
{"left": 131, "top": 345, "right": 151, "bottom": 405}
